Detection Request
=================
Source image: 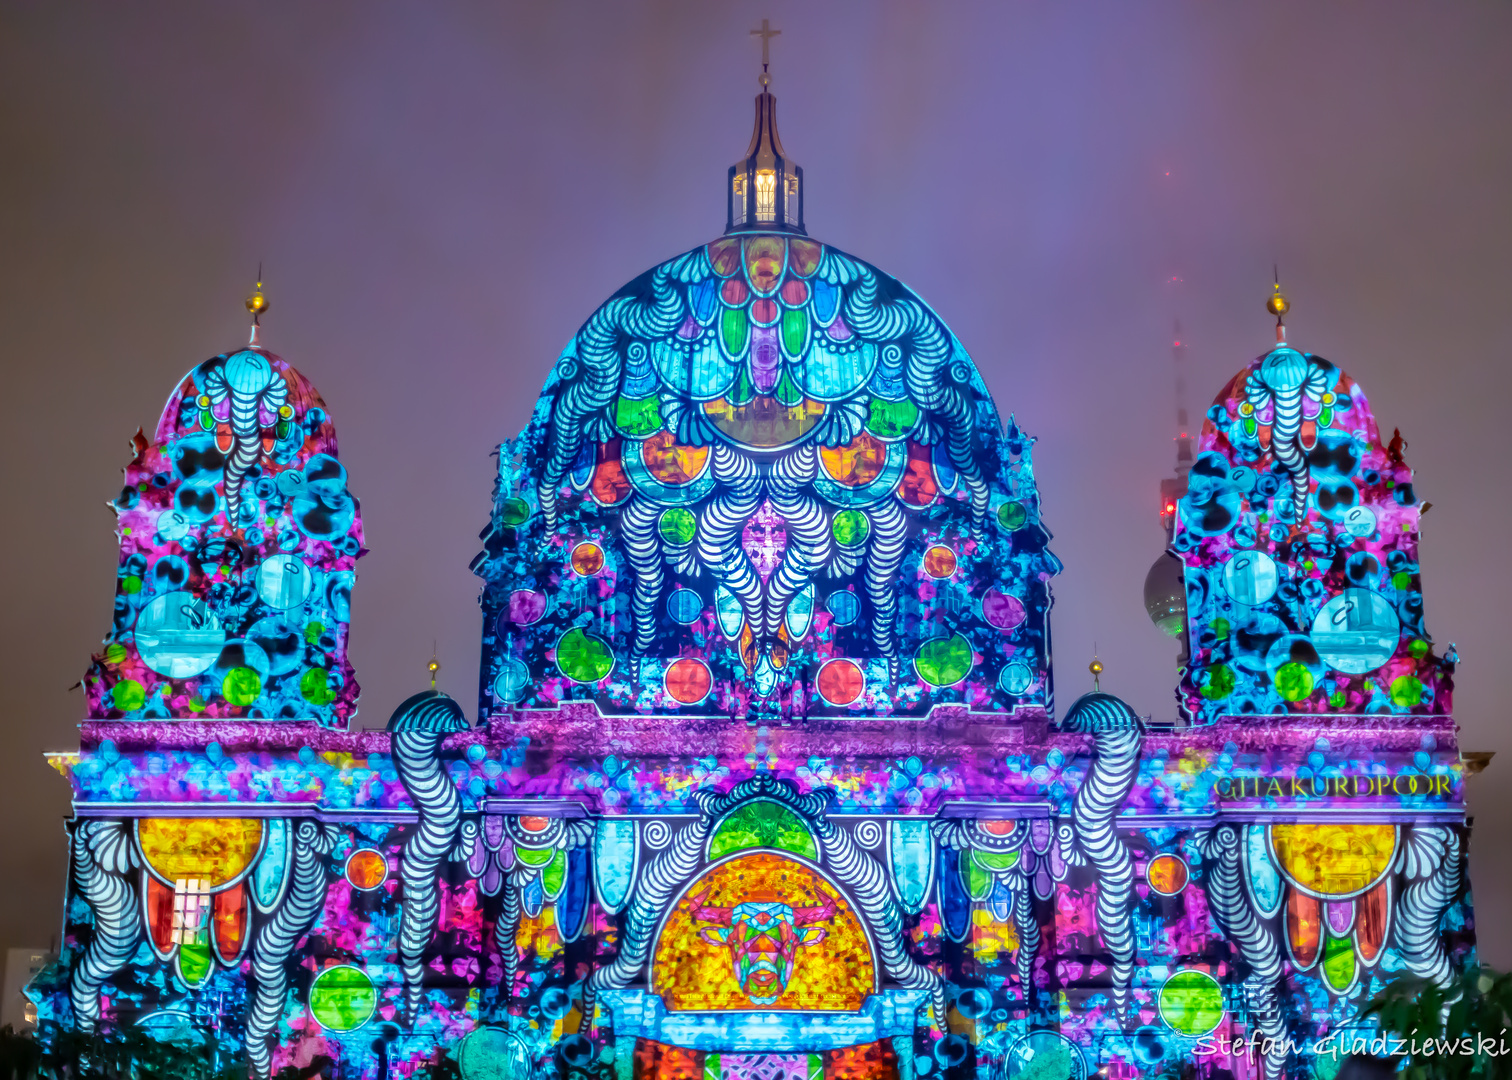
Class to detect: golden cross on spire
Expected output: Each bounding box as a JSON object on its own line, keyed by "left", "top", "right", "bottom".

{"left": 750, "top": 18, "right": 780, "bottom": 77}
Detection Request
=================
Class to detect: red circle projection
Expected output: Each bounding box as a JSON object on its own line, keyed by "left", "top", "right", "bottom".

{"left": 816, "top": 658, "right": 865, "bottom": 706}
{"left": 665, "top": 658, "right": 712, "bottom": 704}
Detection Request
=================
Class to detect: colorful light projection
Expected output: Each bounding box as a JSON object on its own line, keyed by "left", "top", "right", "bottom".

{"left": 84, "top": 347, "right": 363, "bottom": 727}
{"left": 652, "top": 851, "right": 873, "bottom": 1012}
{"left": 474, "top": 234, "right": 1059, "bottom": 720}
{"left": 29, "top": 204, "right": 1477, "bottom": 1080}
{"left": 1174, "top": 347, "right": 1451, "bottom": 723}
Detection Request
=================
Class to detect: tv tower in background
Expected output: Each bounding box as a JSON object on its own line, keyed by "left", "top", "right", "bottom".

{"left": 1159, "top": 319, "right": 1194, "bottom": 539}
{"left": 1144, "top": 317, "right": 1191, "bottom": 662}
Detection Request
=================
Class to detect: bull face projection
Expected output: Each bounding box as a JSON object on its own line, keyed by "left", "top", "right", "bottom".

{"left": 691, "top": 891, "right": 836, "bottom": 1004}
{"left": 651, "top": 852, "right": 876, "bottom": 1012}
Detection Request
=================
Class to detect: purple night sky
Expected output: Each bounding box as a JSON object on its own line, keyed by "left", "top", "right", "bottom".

{"left": 1, "top": 2, "right": 1508, "bottom": 963}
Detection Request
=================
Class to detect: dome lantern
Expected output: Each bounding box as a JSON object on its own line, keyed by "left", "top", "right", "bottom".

{"left": 727, "top": 20, "right": 804, "bottom": 235}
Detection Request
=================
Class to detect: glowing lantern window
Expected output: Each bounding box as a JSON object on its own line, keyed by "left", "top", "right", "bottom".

{"left": 755, "top": 170, "right": 777, "bottom": 222}
{"left": 171, "top": 878, "right": 211, "bottom": 946}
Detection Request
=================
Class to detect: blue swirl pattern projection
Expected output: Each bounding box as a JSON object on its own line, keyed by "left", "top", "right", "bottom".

{"left": 83, "top": 348, "right": 364, "bottom": 728}
{"left": 473, "top": 235, "right": 1060, "bottom": 721}
{"left": 1174, "top": 347, "right": 1453, "bottom": 723}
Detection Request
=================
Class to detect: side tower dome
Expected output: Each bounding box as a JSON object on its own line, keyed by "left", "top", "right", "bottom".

{"left": 474, "top": 86, "right": 1059, "bottom": 722}
{"left": 83, "top": 293, "right": 364, "bottom": 728}
{"left": 1173, "top": 288, "right": 1451, "bottom": 723}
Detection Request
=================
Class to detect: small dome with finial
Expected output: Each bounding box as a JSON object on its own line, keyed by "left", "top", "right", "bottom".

{"left": 81, "top": 283, "right": 365, "bottom": 729}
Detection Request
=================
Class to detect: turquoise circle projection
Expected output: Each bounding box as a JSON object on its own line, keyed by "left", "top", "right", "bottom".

{"left": 1005, "top": 1030, "right": 1086, "bottom": 1080}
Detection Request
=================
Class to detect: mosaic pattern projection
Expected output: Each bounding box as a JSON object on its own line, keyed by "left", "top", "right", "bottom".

{"left": 1175, "top": 349, "right": 1451, "bottom": 724}
{"left": 472, "top": 234, "right": 1059, "bottom": 721}
{"left": 83, "top": 348, "right": 363, "bottom": 728}
{"left": 33, "top": 235, "right": 1475, "bottom": 1078}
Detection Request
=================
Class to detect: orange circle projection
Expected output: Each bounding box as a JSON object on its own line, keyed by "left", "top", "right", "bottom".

{"left": 923, "top": 545, "right": 958, "bottom": 578}
{"left": 641, "top": 430, "right": 710, "bottom": 485}
{"left": 345, "top": 849, "right": 388, "bottom": 891}
{"left": 570, "top": 542, "right": 605, "bottom": 576}
{"left": 1147, "top": 854, "right": 1189, "bottom": 896}
{"left": 819, "top": 433, "right": 885, "bottom": 487}
{"left": 665, "top": 658, "right": 712, "bottom": 704}
{"left": 651, "top": 851, "right": 874, "bottom": 1012}
{"left": 816, "top": 659, "right": 864, "bottom": 706}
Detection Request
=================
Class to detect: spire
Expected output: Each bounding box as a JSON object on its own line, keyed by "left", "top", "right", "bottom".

{"left": 1267, "top": 266, "right": 1290, "bottom": 344}
{"left": 1159, "top": 319, "right": 1193, "bottom": 539}
{"left": 726, "top": 20, "right": 805, "bottom": 235}
{"left": 245, "top": 265, "right": 269, "bottom": 348}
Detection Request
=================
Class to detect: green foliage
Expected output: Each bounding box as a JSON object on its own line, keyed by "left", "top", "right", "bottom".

{"left": 1361, "top": 964, "right": 1512, "bottom": 1079}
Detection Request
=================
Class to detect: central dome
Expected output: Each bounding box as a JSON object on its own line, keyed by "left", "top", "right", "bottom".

{"left": 473, "top": 233, "right": 1059, "bottom": 722}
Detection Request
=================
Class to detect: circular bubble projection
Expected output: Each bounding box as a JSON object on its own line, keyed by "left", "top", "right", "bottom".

{"left": 1311, "top": 588, "right": 1401, "bottom": 674}
{"left": 134, "top": 592, "right": 225, "bottom": 678}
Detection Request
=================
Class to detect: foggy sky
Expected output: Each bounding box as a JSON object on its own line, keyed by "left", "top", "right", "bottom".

{"left": 1, "top": 2, "right": 1508, "bottom": 963}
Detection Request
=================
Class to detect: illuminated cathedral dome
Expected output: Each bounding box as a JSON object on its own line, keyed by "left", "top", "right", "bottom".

{"left": 474, "top": 87, "right": 1059, "bottom": 722}
{"left": 84, "top": 305, "right": 364, "bottom": 728}
{"left": 1172, "top": 291, "right": 1450, "bottom": 723}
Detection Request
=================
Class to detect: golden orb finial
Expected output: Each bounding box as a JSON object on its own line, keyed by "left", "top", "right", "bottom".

{"left": 1089, "top": 652, "right": 1104, "bottom": 691}
{"left": 1267, "top": 286, "right": 1290, "bottom": 319}
{"left": 428, "top": 648, "right": 441, "bottom": 690}
{"left": 1267, "top": 267, "right": 1290, "bottom": 343}
{"left": 245, "top": 265, "right": 269, "bottom": 339}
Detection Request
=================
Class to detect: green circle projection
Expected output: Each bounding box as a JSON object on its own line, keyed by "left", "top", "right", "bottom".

{"left": 309, "top": 965, "right": 377, "bottom": 1032}
{"left": 997, "top": 502, "right": 1028, "bottom": 530}
{"left": 1159, "top": 969, "right": 1225, "bottom": 1036}
{"left": 915, "top": 634, "right": 973, "bottom": 687}
{"left": 1274, "top": 662, "right": 1314, "bottom": 702}
{"left": 1199, "top": 663, "right": 1235, "bottom": 700}
{"left": 499, "top": 498, "right": 531, "bottom": 526}
{"left": 222, "top": 666, "right": 262, "bottom": 706}
{"left": 300, "top": 667, "right": 335, "bottom": 705}
{"left": 659, "top": 508, "right": 697, "bottom": 545}
{"left": 111, "top": 679, "right": 146, "bottom": 712}
{"left": 831, "top": 510, "right": 869, "bottom": 548}
{"left": 557, "top": 628, "right": 614, "bottom": 684}
{"left": 1390, "top": 674, "right": 1424, "bottom": 707}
